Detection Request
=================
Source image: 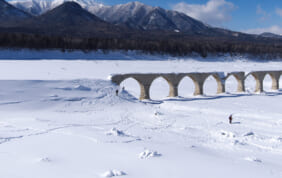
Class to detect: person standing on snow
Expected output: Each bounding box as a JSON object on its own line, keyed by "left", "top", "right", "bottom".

{"left": 229, "top": 114, "right": 233, "bottom": 124}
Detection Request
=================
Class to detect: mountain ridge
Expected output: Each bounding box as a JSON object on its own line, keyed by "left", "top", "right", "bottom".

{"left": 259, "top": 32, "right": 282, "bottom": 39}
{"left": 1, "top": 1, "right": 131, "bottom": 37}
{"left": 7, "top": 0, "right": 279, "bottom": 38}
{"left": 89, "top": 1, "right": 223, "bottom": 35}
{"left": 0, "top": 0, "right": 31, "bottom": 27}
{"left": 8, "top": 0, "right": 248, "bottom": 37}
{"left": 9, "top": 0, "right": 104, "bottom": 15}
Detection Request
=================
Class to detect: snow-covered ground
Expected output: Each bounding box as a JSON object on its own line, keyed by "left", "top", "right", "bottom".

{"left": 0, "top": 57, "right": 281, "bottom": 178}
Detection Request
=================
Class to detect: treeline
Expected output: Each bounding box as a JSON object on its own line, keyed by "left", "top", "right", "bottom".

{"left": 1, "top": 32, "right": 282, "bottom": 58}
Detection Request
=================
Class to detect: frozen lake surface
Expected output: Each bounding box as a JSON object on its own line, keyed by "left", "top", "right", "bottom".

{"left": 0, "top": 58, "right": 281, "bottom": 178}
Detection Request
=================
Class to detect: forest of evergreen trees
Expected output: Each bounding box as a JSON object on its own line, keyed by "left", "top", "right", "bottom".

{"left": 1, "top": 32, "right": 282, "bottom": 58}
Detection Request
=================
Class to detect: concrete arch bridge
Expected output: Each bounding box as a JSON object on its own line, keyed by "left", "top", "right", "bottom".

{"left": 110, "top": 70, "right": 282, "bottom": 100}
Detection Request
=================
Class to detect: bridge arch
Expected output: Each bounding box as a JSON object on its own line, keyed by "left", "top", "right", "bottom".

{"left": 203, "top": 75, "right": 220, "bottom": 95}
{"left": 225, "top": 75, "right": 238, "bottom": 93}
{"left": 177, "top": 75, "right": 195, "bottom": 97}
{"left": 225, "top": 72, "right": 245, "bottom": 92}
{"left": 117, "top": 76, "right": 147, "bottom": 100}
{"left": 119, "top": 77, "right": 141, "bottom": 98}
{"left": 244, "top": 72, "right": 268, "bottom": 93}
{"left": 149, "top": 76, "right": 171, "bottom": 100}
{"left": 187, "top": 73, "right": 210, "bottom": 95}
{"left": 263, "top": 74, "right": 272, "bottom": 91}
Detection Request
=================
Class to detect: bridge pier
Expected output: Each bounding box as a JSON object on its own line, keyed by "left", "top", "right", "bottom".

{"left": 193, "top": 81, "right": 204, "bottom": 96}
{"left": 134, "top": 75, "right": 158, "bottom": 100}
{"left": 169, "top": 85, "right": 178, "bottom": 97}
{"left": 268, "top": 71, "right": 281, "bottom": 90}
{"left": 162, "top": 74, "right": 185, "bottom": 97}
{"left": 248, "top": 72, "right": 267, "bottom": 93}
{"left": 211, "top": 73, "right": 226, "bottom": 94}
{"left": 226, "top": 72, "right": 245, "bottom": 92}
{"left": 235, "top": 73, "right": 246, "bottom": 92}
{"left": 140, "top": 84, "right": 151, "bottom": 100}
{"left": 188, "top": 73, "right": 210, "bottom": 96}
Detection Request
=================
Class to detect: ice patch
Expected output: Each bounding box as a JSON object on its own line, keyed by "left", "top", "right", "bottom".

{"left": 102, "top": 170, "right": 126, "bottom": 177}
{"left": 139, "top": 150, "right": 162, "bottom": 159}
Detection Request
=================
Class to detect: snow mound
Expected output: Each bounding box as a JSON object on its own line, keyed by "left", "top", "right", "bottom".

{"left": 102, "top": 170, "right": 126, "bottom": 177}
{"left": 244, "top": 157, "right": 262, "bottom": 163}
{"left": 106, "top": 128, "right": 128, "bottom": 137}
{"left": 220, "top": 130, "right": 236, "bottom": 138}
{"left": 154, "top": 111, "right": 163, "bottom": 116}
{"left": 139, "top": 150, "right": 162, "bottom": 159}
{"left": 74, "top": 85, "right": 91, "bottom": 91}
{"left": 39, "top": 157, "right": 52, "bottom": 163}
{"left": 233, "top": 140, "right": 247, "bottom": 146}
{"left": 244, "top": 132, "right": 255, "bottom": 137}
{"left": 56, "top": 85, "right": 91, "bottom": 91}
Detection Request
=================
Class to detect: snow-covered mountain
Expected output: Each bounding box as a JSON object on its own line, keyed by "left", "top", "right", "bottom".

{"left": 9, "top": 0, "right": 52, "bottom": 15}
{"left": 0, "top": 0, "right": 31, "bottom": 26}
{"left": 8, "top": 0, "right": 237, "bottom": 35}
{"left": 35, "top": 2, "right": 103, "bottom": 25}
{"left": 9, "top": 0, "right": 104, "bottom": 15}
{"left": 259, "top": 32, "right": 282, "bottom": 39}
{"left": 9, "top": 0, "right": 210, "bottom": 33}
{"left": 0, "top": 0, "right": 30, "bottom": 18}
{"left": 15, "top": 1, "right": 127, "bottom": 37}
{"left": 92, "top": 2, "right": 220, "bottom": 33}
{"left": 90, "top": 1, "right": 153, "bottom": 23}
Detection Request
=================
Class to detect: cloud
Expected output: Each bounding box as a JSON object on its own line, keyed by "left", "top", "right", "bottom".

{"left": 256, "top": 5, "right": 271, "bottom": 21}
{"left": 172, "top": 0, "right": 236, "bottom": 26}
{"left": 276, "top": 8, "right": 282, "bottom": 17}
{"left": 243, "top": 25, "right": 282, "bottom": 35}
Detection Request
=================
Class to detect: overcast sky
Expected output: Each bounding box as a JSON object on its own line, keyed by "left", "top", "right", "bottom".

{"left": 98, "top": 0, "right": 282, "bottom": 35}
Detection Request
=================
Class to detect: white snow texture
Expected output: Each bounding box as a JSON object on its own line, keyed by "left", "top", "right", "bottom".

{"left": 0, "top": 51, "right": 281, "bottom": 178}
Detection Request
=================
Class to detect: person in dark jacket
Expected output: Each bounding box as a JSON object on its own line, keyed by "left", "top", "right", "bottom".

{"left": 229, "top": 114, "right": 233, "bottom": 124}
